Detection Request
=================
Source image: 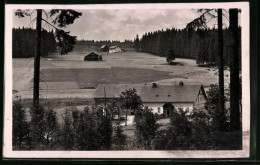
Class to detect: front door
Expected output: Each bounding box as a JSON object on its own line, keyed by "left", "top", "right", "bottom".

{"left": 163, "top": 103, "right": 174, "bottom": 118}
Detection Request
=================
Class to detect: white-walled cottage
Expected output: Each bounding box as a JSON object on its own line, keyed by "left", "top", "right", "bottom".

{"left": 94, "top": 83, "right": 207, "bottom": 116}
{"left": 139, "top": 83, "right": 206, "bottom": 116}
{"left": 109, "top": 46, "right": 122, "bottom": 53}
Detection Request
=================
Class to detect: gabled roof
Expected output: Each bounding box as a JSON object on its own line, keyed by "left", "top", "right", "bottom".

{"left": 139, "top": 85, "right": 202, "bottom": 103}
{"left": 94, "top": 84, "right": 204, "bottom": 103}
{"left": 85, "top": 52, "right": 100, "bottom": 56}
{"left": 94, "top": 84, "right": 143, "bottom": 99}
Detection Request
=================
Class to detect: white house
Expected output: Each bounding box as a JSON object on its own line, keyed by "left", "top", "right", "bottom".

{"left": 139, "top": 83, "right": 206, "bottom": 116}
{"left": 93, "top": 83, "right": 207, "bottom": 117}
{"left": 109, "top": 46, "right": 122, "bottom": 53}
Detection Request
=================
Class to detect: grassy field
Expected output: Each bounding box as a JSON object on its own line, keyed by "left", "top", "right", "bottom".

{"left": 38, "top": 67, "right": 181, "bottom": 88}
{"left": 13, "top": 50, "right": 230, "bottom": 99}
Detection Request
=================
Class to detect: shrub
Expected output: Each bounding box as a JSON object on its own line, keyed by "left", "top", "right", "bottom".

{"left": 135, "top": 107, "right": 159, "bottom": 149}
{"left": 112, "top": 123, "right": 126, "bottom": 150}
{"left": 154, "top": 113, "right": 164, "bottom": 119}
{"left": 44, "top": 105, "right": 61, "bottom": 149}
{"left": 153, "top": 108, "right": 191, "bottom": 150}
{"left": 12, "top": 101, "right": 30, "bottom": 150}
{"left": 205, "top": 84, "right": 229, "bottom": 131}
{"left": 29, "top": 104, "right": 47, "bottom": 149}
{"left": 189, "top": 109, "right": 215, "bottom": 149}
{"left": 60, "top": 109, "right": 75, "bottom": 150}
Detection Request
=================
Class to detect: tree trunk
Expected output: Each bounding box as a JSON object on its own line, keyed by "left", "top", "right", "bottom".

{"left": 217, "top": 9, "right": 225, "bottom": 131}
{"left": 229, "top": 9, "right": 241, "bottom": 131}
{"left": 33, "top": 9, "right": 42, "bottom": 107}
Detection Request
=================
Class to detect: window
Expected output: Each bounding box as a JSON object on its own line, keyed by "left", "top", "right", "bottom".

{"left": 158, "top": 107, "right": 161, "bottom": 113}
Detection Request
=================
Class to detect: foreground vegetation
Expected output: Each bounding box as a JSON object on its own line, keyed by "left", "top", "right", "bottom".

{"left": 13, "top": 84, "right": 241, "bottom": 150}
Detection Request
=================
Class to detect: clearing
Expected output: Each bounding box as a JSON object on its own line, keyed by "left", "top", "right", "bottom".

{"left": 13, "top": 50, "right": 230, "bottom": 99}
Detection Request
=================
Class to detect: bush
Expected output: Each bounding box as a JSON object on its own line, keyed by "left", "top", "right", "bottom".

{"left": 60, "top": 109, "right": 75, "bottom": 150}
{"left": 205, "top": 84, "right": 229, "bottom": 131}
{"left": 153, "top": 108, "right": 191, "bottom": 150}
{"left": 189, "top": 109, "right": 215, "bottom": 149}
{"left": 154, "top": 113, "right": 164, "bottom": 119}
{"left": 13, "top": 101, "right": 30, "bottom": 150}
{"left": 112, "top": 123, "right": 126, "bottom": 150}
{"left": 29, "top": 104, "right": 47, "bottom": 149}
{"left": 135, "top": 107, "right": 159, "bottom": 149}
{"left": 44, "top": 106, "right": 61, "bottom": 149}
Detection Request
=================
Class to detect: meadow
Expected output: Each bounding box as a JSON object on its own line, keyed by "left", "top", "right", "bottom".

{"left": 13, "top": 50, "right": 230, "bottom": 99}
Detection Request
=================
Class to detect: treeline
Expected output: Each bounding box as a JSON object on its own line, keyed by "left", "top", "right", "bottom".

{"left": 12, "top": 28, "right": 56, "bottom": 58}
{"left": 139, "top": 28, "right": 241, "bottom": 66}
{"left": 78, "top": 39, "right": 133, "bottom": 43}
{"left": 76, "top": 39, "right": 133, "bottom": 49}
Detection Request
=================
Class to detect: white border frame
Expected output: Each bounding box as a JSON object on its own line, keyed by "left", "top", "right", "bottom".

{"left": 4, "top": 2, "right": 250, "bottom": 158}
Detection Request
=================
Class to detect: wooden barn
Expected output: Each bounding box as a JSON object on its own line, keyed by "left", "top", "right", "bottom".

{"left": 99, "top": 45, "right": 109, "bottom": 52}
{"left": 84, "top": 52, "right": 102, "bottom": 61}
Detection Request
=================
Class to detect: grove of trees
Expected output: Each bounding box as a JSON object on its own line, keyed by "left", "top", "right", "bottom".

{"left": 13, "top": 28, "right": 56, "bottom": 58}
{"left": 139, "top": 27, "right": 241, "bottom": 67}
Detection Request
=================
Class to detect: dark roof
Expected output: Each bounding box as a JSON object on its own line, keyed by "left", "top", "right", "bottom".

{"left": 139, "top": 85, "right": 202, "bottom": 103}
{"left": 86, "top": 52, "right": 100, "bottom": 56}
{"left": 94, "top": 84, "right": 204, "bottom": 103}
{"left": 94, "top": 84, "right": 143, "bottom": 98}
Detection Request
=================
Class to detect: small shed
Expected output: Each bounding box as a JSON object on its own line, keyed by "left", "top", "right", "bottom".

{"left": 84, "top": 52, "right": 102, "bottom": 61}
{"left": 99, "top": 45, "right": 109, "bottom": 52}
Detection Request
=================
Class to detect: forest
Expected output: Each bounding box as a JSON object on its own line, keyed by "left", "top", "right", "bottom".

{"left": 12, "top": 28, "right": 56, "bottom": 58}
{"left": 136, "top": 28, "right": 241, "bottom": 67}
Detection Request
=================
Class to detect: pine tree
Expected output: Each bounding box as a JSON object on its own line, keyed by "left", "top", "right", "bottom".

{"left": 133, "top": 34, "right": 140, "bottom": 51}
{"left": 15, "top": 9, "right": 82, "bottom": 107}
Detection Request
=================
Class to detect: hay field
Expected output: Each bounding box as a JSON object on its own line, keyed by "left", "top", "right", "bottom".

{"left": 13, "top": 50, "right": 230, "bottom": 99}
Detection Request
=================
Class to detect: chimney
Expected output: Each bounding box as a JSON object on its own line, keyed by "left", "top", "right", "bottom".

{"left": 152, "top": 83, "right": 158, "bottom": 88}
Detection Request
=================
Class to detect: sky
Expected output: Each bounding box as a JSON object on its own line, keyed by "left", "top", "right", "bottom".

{"left": 13, "top": 9, "right": 227, "bottom": 41}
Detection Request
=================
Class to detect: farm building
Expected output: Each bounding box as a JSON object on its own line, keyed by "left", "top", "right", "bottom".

{"left": 84, "top": 52, "right": 102, "bottom": 61}
{"left": 99, "top": 45, "right": 109, "bottom": 52}
{"left": 109, "top": 46, "right": 122, "bottom": 53}
{"left": 94, "top": 83, "right": 207, "bottom": 116}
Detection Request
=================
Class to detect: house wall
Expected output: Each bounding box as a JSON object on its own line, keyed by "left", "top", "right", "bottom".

{"left": 115, "top": 47, "right": 121, "bottom": 52}
{"left": 143, "top": 103, "right": 165, "bottom": 114}
{"left": 143, "top": 102, "right": 194, "bottom": 114}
